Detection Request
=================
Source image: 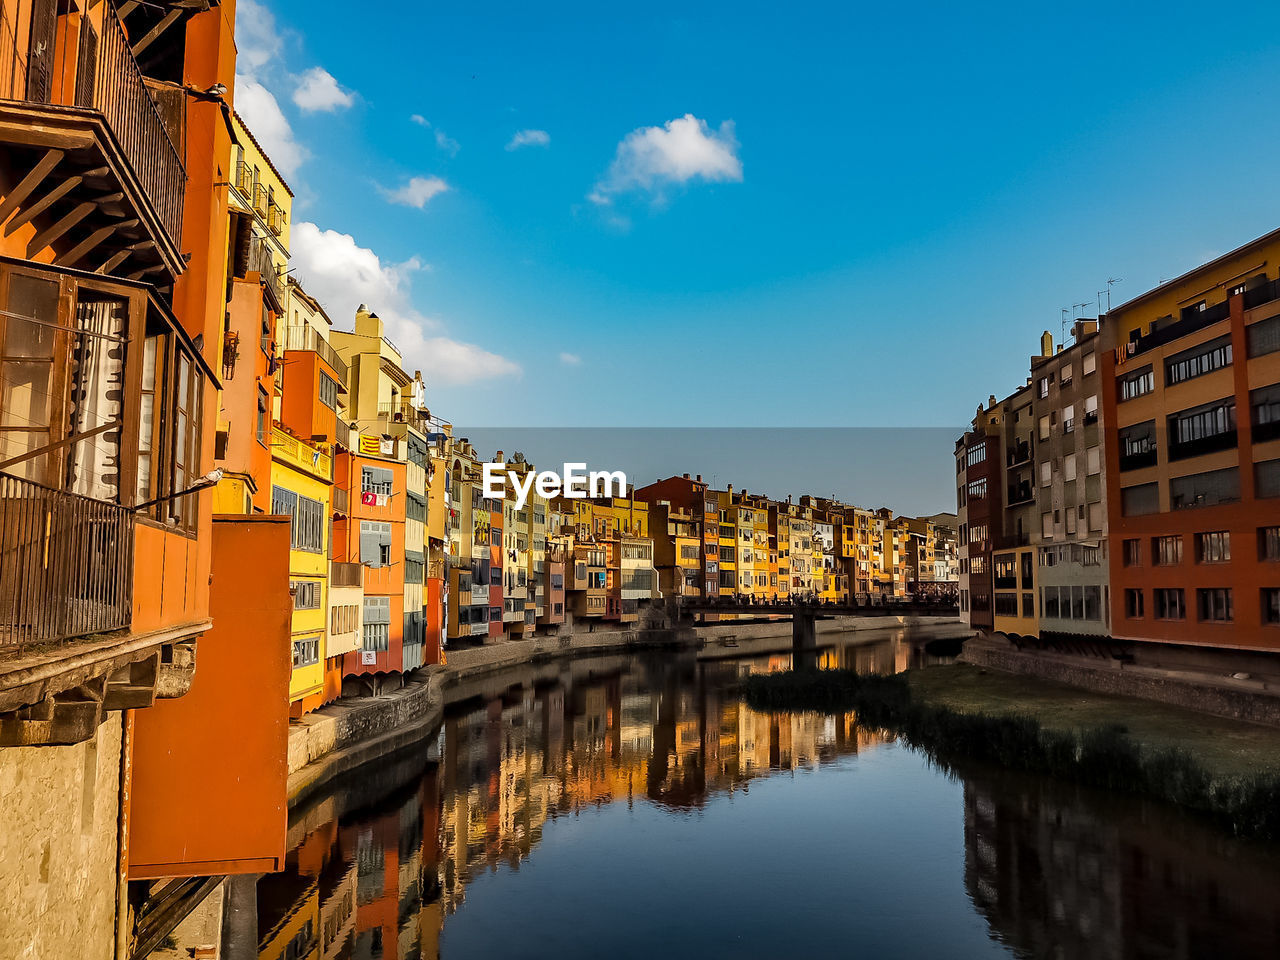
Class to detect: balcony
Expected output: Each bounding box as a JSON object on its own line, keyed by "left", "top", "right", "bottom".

{"left": 1168, "top": 430, "right": 1237, "bottom": 462}
{"left": 0, "top": 0, "right": 186, "bottom": 280}
{"left": 378, "top": 400, "right": 431, "bottom": 431}
{"left": 329, "top": 561, "right": 362, "bottom": 588}
{"left": 267, "top": 200, "right": 288, "bottom": 237}
{"left": 0, "top": 473, "right": 133, "bottom": 650}
{"left": 1132, "top": 300, "right": 1231, "bottom": 356}
{"left": 271, "top": 425, "right": 332, "bottom": 480}
{"left": 1006, "top": 441, "right": 1032, "bottom": 467}
{"left": 1242, "top": 278, "right": 1280, "bottom": 310}
{"left": 1006, "top": 482, "right": 1033, "bottom": 506}
{"left": 1119, "top": 449, "right": 1158, "bottom": 471}
{"left": 282, "top": 324, "right": 349, "bottom": 383}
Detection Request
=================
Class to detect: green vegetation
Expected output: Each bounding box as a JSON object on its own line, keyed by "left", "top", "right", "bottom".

{"left": 739, "top": 666, "right": 1280, "bottom": 842}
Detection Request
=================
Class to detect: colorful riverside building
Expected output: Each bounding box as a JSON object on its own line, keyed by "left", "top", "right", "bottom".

{"left": 1101, "top": 228, "right": 1280, "bottom": 668}
{"left": 0, "top": 2, "right": 293, "bottom": 955}
{"left": 330, "top": 306, "right": 442, "bottom": 688}
{"left": 635, "top": 473, "right": 720, "bottom": 599}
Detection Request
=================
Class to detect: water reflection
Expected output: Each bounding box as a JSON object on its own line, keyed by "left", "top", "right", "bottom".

{"left": 251, "top": 627, "right": 1280, "bottom": 960}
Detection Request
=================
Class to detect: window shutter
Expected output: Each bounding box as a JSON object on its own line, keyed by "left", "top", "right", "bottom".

{"left": 360, "top": 522, "right": 380, "bottom": 566}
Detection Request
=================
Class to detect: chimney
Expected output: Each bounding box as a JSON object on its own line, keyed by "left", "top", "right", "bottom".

{"left": 696, "top": 474, "right": 702, "bottom": 483}
{"left": 1040, "top": 330, "right": 1053, "bottom": 357}
{"left": 682, "top": 472, "right": 689, "bottom": 479}
{"left": 727, "top": 483, "right": 733, "bottom": 494}
{"left": 988, "top": 395, "right": 997, "bottom": 408}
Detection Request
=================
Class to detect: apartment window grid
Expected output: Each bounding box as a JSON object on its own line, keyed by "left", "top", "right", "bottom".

{"left": 1195, "top": 531, "right": 1231, "bottom": 564}
{"left": 1261, "top": 526, "right": 1280, "bottom": 562}
{"left": 359, "top": 521, "right": 393, "bottom": 567}
{"left": 1124, "top": 589, "right": 1144, "bottom": 619}
{"left": 292, "top": 636, "right": 320, "bottom": 669}
{"left": 1196, "top": 588, "right": 1233, "bottom": 623}
{"left": 1153, "top": 535, "right": 1182, "bottom": 566}
{"left": 1120, "top": 367, "right": 1154, "bottom": 402}
{"left": 318, "top": 372, "right": 339, "bottom": 410}
{"left": 1264, "top": 589, "right": 1280, "bottom": 625}
{"left": 272, "top": 487, "right": 324, "bottom": 553}
{"left": 1247, "top": 315, "right": 1280, "bottom": 358}
{"left": 1153, "top": 588, "right": 1186, "bottom": 621}
{"left": 362, "top": 597, "right": 390, "bottom": 651}
{"left": 1165, "top": 336, "right": 1232, "bottom": 386}
{"left": 1122, "top": 539, "right": 1142, "bottom": 567}
{"left": 361, "top": 466, "right": 394, "bottom": 497}
{"left": 292, "top": 580, "right": 321, "bottom": 610}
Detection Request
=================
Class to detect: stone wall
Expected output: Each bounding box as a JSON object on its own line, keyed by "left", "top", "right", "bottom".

{"left": 961, "top": 635, "right": 1280, "bottom": 727}
{"left": 0, "top": 713, "right": 122, "bottom": 960}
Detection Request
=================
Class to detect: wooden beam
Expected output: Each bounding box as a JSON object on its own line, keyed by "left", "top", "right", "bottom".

{"left": 117, "top": 1, "right": 140, "bottom": 17}
{"left": 4, "top": 174, "right": 83, "bottom": 236}
{"left": 131, "top": 8, "right": 182, "bottom": 58}
{"left": 126, "top": 263, "right": 167, "bottom": 281}
{"left": 26, "top": 201, "right": 95, "bottom": 258}
{"left": 57, "top": 219, "right": 138, "bottom": 268}
{"left": 96, "top": 239, "right": 154, "bottom": 275}
{"left": 0, "top": 149, "right": 64, "bottom": 225}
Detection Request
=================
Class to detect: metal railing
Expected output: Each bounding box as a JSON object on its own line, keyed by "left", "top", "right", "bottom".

{"left": 94, "top": 2, "right": 185, "bottom": 244}
{"left": 377, "top": 400, "right": 430, "bottom": 428}
{"left": 0, "top": 472, "right": 134, "bottom": 650}
{"left": 248, "top": 238, "right": 283, "bottom": 307}
{"left": 282, "top": 324, "right": 348, "bottom": 383}
{"left": 0, "top": 2, "right": 186, "bottom": 244}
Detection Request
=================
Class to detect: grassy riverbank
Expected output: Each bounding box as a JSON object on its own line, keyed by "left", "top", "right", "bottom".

{"left": 739, "top": 663, "right": 1280, "bottom": 841}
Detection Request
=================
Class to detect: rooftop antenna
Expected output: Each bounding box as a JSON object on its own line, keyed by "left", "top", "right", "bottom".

{"left": 1060, "top": 308, "right": 1069, "bottom": 345}
{"left": 1106, "top": 277, "right": 1123, "bottom": 311}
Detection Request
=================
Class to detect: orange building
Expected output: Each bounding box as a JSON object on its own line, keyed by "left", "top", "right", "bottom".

{"left": 1101, "top": 228, "right": 1280, "bottom": 663}
{"left": 333, "top": 443, "right": 407, "bottom": 691}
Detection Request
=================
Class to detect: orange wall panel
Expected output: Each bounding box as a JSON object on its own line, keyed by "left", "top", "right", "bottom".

{"left": 127, "top": 516, "right": 292, "bottom": 878}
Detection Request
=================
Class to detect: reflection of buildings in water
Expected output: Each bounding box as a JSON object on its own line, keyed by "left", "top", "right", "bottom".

{"left": 962, "top": 767, "right": 1280, "bottom": 960}
{"left": 261, "top": 647, "right": 901, "bottom": 957}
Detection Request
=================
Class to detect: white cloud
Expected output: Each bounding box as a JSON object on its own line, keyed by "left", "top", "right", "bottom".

{"left": 234, "top": 75, "right": 307, "bottom": 177}
{"left": 236, "top": 0, "right": 281, "bottom": 73}
{"left": 290, "top": 222, "right": 520, "bottom": 385}
{"left": 380, "top": 176, "right": 449, "bottom": 209}
{"left": 507, "top": 129, "right": 550, "bottom": 151}
{"left": 410, "top": 114, "right": 429, "bottom": 126}
{"left": 559, "top": 352, "right": 581, "bottom": 366}
{"left": 292, "top": 66, "right": 354, "bottom": 112}
{"left": 590, "top": 114, "right": 741, "bottom": 203}
{"left": 434, "top": 129, "right": 460, "bottom": 156}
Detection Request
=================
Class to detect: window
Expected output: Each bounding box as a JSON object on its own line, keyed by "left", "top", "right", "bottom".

{"left": 360, "top": 520, "right": 392, "bottom": 567}
{"left": 1125, "top": 589, "right": 1144, "bottom": 619}
{"left": 1247, "top": 314, "right": 1280, "bottom": 358}
{"left": 1041, "top": 512, "right": 1053, "bottom": 539}
{"left": 291, "top": 635, "right": 320, "bottom": 669}
{"left": 1121, "top": 482, "right": 1159, "bottom": 517}
{"left": 1038, "top": 377, "right": 1050, "bottom": 399}
{"left": 1119, "top": 421, "right": 1157, "bottom": 470}
{"left": 1153, "top": 535, "right": 1182, "bottom": 566}
{"left": 994, "top": 594, "right": 1019, "bottom": 616}
{"left": 1088, "top": 502, "right": 1104, "bottom": 531}
{"left": 1038, "top": 415, "right": 1050, "bottom": 440}
{"left": 1060, "top": 363, "right": 1073, "bottom": 386}
{"left": 362, "top": 597, "right": 390, "bottom": 650}
{"left": 1063, "top": 403, "right": 1075, "bottom": 433}
{"left": 1120, "top": 366, "right": 1154, "bottom": 401}
{"left": 1251, "top": 384, "right": 1280, "bottom": 441}
{"left": 1165, "top": 335, "right": 1232, "bottom": 386}
{"left": 994, "top": 554, "right": 1017, "bottom": 589}
{"left": 1196, "top": 588, "right": 1233, "bottom": 623}
{"left": 1261, "top": 526, "right": 1280, "bottom": 561}
{"left": 1064, "top": 455, "right": 1077, "bottom": 481}
{"left": 256, "top": 386, "right": 268, "bottom": 445}
{"left": 1264, "top": 589, "right": 1280, "bottom": 625}
{"left": 319, "top": 372, "right": 339, "bottom": 410}
{"left": 966, "top": 443, "right": 987, "bottom": 467}
{"left": 1257, "top": 460, "right": 1280, "bottom": 499}
{"left": 1167, "top": 398, "right": 1236, "bottom": 458}
{"left": 361, "top": 466, "right": 394, "bottom": 496}
{"left": 1042, "top": 587, "right": 1059, "bottom": 618}
{"left": 1083, "top": 351, "right": 1096, "bottom": 375}
{"left": 292, "top": 580, "right": 321, "bottom": 609}
{"left": 1154, "top": 588, "right": 1185, "bottom": 620}
{"left": 1123, "top": 539, "right": 1141, "bottom": 566}
{"left": 1170, "top": 467, "right": 1240, "bottom": 509}
{"left": 1195, "top": 531, "right": 1231, "bottom": 564}
{"left": 1040, "top": 461, "right": 1052, "bottom": 487}
{"left": 1022, "top": 593, "right": 1034, "bottom": 618}
{"left": 967, "top": 478, "right": 987, "bottom": 499}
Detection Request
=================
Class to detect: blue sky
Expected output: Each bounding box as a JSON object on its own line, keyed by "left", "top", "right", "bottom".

{"left": 237, "top": 0, "right": 1280, "bottom": 432}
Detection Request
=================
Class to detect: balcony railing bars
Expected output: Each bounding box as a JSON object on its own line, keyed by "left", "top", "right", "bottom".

{"left": 282, "top": 324, "right": 349, "bottom": 383}
{"left": 0, "top": 472, "right": 134, "bottom": 650}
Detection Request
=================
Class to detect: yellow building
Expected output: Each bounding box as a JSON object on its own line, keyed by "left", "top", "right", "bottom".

{"left": 270, "top": 427, "right": 333, "bottom": 715}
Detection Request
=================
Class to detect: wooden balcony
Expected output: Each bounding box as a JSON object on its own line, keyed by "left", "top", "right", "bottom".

{"left": 0, "top": 0, "right": 186, "bottom": 284}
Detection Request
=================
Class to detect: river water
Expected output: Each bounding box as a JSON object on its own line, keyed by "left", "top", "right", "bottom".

{"left": 253, "top": 626, "right": 1280, "bottom": 959}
